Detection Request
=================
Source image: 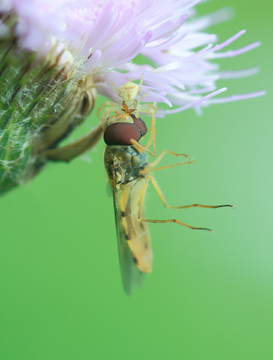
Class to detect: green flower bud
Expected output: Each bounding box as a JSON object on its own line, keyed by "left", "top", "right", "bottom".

{"left": 0, "top": 13, "right": 102, "bottom": 195}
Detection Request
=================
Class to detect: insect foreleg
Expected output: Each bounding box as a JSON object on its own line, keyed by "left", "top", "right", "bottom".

{"left": 137, "top": 74, "right": 144, "bottom": 96}
{"left": 149, "top": 150, "right": 189, "bottom": 168}
{"left": 130, "top": 107, "right": 157, "bottom": 157}
{"left": 97, "top": 101, "right": 119, "bottom": 121}
{"left": 130, "top": 139, "right": 155, "bottom": 157}
{"left": 111, "top": 81, "right": 122, "bottom": 98}
{"left": 139, "top": 151, "right": 193, "bottom": 175}
{"left": 138, "top": 103, "right": 157, "bottom": 115}
{"left": 100, "top": 105, "right": 121, "bottom": 129}
{"left": 145, "top": 107, "right": 156, "bottom": 156}
{"left": 140, "top": 104, "right": 158, "bottom": 155}
{"left": 138, "top": 90, "right": 150, "bottom": 102}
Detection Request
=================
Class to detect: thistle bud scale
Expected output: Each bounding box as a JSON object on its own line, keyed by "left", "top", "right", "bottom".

{"left": 0, "top": 13, "right": 97, "bottom": 194}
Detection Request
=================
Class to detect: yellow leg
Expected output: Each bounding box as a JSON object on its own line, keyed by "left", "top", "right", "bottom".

{"left": 130, "top": 139, "right": 155, "bottom": 157}
{"left": 137, "top": 74, "right": 144, "bottom": 96}
{"left": 148, "top": 174, "right": 234, "bottom": 210}
{"left": 138, "top": 89, "right": 150, "bottom": 102}
{"left": 138, "top": 177, "right": 150, "bottom": 219}
{"left": 139, "top": 150, "right": 192, "bottom": 174}
{"left": 149, "top": 150, "right": 189, "bottom": 168}
{"left": 100, "top": 108, "right": 116, "bottom": 130}
{"left": 97, "top": 101, "right": 119, "bottom": 122}
{"left": 145, "top": 108, "right": 156, "bottom": 156}
{"left": 99, "top": 105, "right": 121, "bottom": 130}
{"left": 138, "top": 103, "right": 158, "bottom": 156}
{"left": 144, "top": 160, "right": 194, "bottom": 173}
{"left": 130, "top": 107, "right": 157, "bottom": 156}
{"left": 140, "top": 218, "right": 214, "bottom": 232}
{"left": 138, "top": 103, "right": 157, "bottom": 115}
{"left": 137, "top": 175, "right": 214, "bottom": 232}
{"left": 111, "top": 82, "right": 120, "bottom": 97}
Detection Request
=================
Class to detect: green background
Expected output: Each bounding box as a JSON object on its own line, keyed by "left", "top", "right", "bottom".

{"left": 0, "top": 0, "right": 271, "bottom": 359}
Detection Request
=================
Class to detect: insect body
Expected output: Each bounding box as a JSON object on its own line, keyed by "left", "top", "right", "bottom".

{"left": 104, "top": 145, "right": 152, "bottom": 293}
{"left": 104, "top": 113, "right": 153, "bottom": 293}
{"left": 103, "top": 80, "right": 234, "bottom": 295}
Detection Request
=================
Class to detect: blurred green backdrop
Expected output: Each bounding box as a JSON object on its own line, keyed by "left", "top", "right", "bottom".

{"left": 0, "top": 0, "right": 271, "bottom": 359}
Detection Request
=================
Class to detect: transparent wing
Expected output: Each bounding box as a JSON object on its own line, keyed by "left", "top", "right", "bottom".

{"left": 112, "top": 173, "right": 143, "bottom": 295}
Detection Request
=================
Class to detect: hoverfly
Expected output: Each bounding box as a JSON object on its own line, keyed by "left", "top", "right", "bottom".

{"left": 100, "top": 78, "right": 233, "bottom": 295}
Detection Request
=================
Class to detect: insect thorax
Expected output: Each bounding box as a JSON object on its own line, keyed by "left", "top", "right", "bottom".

{"left": 104, "top": 145, "right": 148, "bottom": 187}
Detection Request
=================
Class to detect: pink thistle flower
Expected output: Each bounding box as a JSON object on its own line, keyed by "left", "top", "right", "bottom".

{"left": 0, "top": 0, "right": 264, "bottom": 194}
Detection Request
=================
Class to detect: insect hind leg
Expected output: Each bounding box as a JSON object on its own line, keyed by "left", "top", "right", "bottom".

{"left": 138, "top": 174, "right": 234, "bottom": 232}
{"left": 137, "top": 175, "right": 212, "bottom": 232}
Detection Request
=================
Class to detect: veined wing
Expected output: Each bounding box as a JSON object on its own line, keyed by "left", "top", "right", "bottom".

{"left": 112, "top": 173, "right": 153, "bottom": 295}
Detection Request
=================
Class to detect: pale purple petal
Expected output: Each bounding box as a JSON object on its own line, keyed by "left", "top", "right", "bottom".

{"left": 218, "top": 67, "right": 260, "bottom": 79}
{"left": 1, "top": 0, "right": 264, "bottom": 116}
{"left": 204, "top": 91, "right": 266, "bottom": 104}
{"left": 157, "top": 88, "right": 228, "bottom": 116}
{"left": 208, "top": 42, "right": 261, "bottom": 59}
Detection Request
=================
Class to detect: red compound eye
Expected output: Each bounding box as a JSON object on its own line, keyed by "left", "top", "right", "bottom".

{"left": 104, "top": 115, "right": 148, "bottom": 145}
{"left": 131, "top": 115, "right": 147, "bottom": 136}
{"left": 104, "top": 122, "right": 142, "bottom": 145}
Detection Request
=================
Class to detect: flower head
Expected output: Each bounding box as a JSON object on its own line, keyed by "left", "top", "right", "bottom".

{"left": 0, "top": 0, "right": 265, "bottom": 194}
